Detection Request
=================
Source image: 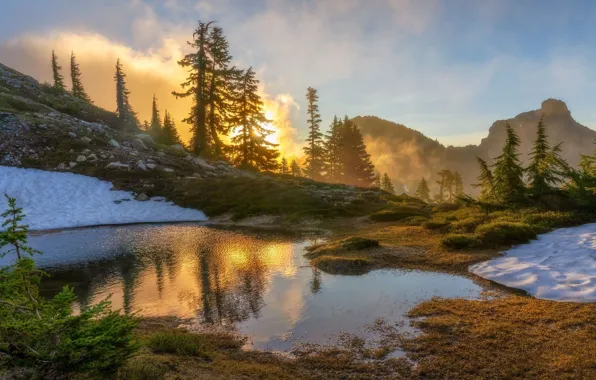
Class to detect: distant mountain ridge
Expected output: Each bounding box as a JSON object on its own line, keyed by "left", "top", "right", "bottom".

{"left": 354, "top": 99, "right": 596, "bottom": 193}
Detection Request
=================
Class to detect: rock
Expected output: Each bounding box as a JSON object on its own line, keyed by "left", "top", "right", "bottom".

{"left": 147, "top": 158, "right": 154, "bottom": 163}
{"left": 132, "top": 139, "right": 147, "bottom": 151}
{"left": 81, "top": 136, "right": 92, "bottom": 144}
{"left": 108, "top": 139, "right": 121, "bottom": 149}
{"left": 69, "top": 149, "right": 74, "bottom": 153}
{"left": 135, "top": 133, "right": 155, "bottom": 145}
{"left": 163, "top": 168, "right": 175, "bottom": 173}
{"left": 56, "top": 163, "right": 67, "bottom": 170}
{"left": 69, "top": 162, "right": 77, "bottom": 168}
{"left": 82, "top": 149, "right": 91, "bottom": 155}
{"left": 87, "top": 153, "right": 97, "bottom": 161}
{"left": 190, "top": 156, "right": 216, "bottom": 170}
{"left": 100, "top": 154, "right": 107, "bottom": 159}
{"left": 135, "top": 160, "right": 148, "bottom": 171}
{"left": 68, "top": 132, "right": 77, "bottom": 138}
{"left": 76, "top": 155, "right": 86, "bottom": 163}
{"left": 171, "top": 144, "right": 185, "bottom": 152}
{"left": 106, "top": 162, "right": 130, "bottom": 170}
{"left": 135, "top": 193, "right": 150, "bottom": 201}
{"left": 146, "top": 163, "right": 156, "bottom": 170}
{"left": 157, "top": 152, "right": 166, "bottom": 157}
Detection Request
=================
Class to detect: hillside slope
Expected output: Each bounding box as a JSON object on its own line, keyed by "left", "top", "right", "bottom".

{"left": 0, "top": 62, "right": 389, "bottom": 221}
{"left": 354, "top": 99, "right": 596, "bottom": 193}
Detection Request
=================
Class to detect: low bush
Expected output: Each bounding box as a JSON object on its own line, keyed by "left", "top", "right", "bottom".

{"left": 450, "top": 217, "right": 485, "bottom": 233}
{"left": 117, "top": 355, "right": 171, "bottom": 380}
{"left": 401, "top": 216, "right": 429, "bottom": 226}
{"left": 522, "top": 211, "right": 588, "bottom": 230}
{"left": 311, "top": 256, "right": 374, "bottom": 275}
{"left": 370, "top": 205, "right": 426, "bottom": 222}
{"left": 423, "top": 219, "right": 451, "bottom": 231}
{"left": 476, "top": 222, "right": 538, "bottom": 247}
{"left": 147, "top": 331, "right": 213, "bottom": 360}
{"left": 432, "top": 203, "right": 461, "bottom": 212}
{"left": 440, "top": 234, "right": 480, "bottom": 250}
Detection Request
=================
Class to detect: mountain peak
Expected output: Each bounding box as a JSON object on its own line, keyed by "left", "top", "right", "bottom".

{"left": 540, "top": 98, "right": 569, "bottom": 116}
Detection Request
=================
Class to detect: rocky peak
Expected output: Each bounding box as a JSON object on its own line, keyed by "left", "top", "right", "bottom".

{"left": 540, "top": 98, "right": 570, "bottom": 117}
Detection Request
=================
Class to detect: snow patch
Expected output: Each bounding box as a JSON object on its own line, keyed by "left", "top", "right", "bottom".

{"left": 470, "top": 224, "right": 596, "bottom": 302}
{"left": 0, "top": 166, "right": 207, "bottom": 231}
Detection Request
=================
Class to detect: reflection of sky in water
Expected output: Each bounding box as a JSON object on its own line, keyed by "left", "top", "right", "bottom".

{"left": 1, "top": 224, "right": 483, "bottom": 351}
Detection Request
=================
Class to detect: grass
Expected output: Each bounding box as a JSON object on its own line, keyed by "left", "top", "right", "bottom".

{"left": 114, "top": 318, "right": 413, "bottom": 380}
{"left": 403, "top": 295, "right": 596, "bottom": 379}
{"left": 146, "top": 331, "right": 214, "bottom": 360}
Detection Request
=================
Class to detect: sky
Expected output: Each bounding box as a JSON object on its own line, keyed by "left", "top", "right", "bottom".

{"left": 2, "top": 0, "right": 596, "bottom": 152}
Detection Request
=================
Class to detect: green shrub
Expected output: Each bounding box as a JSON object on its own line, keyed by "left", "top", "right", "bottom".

{"left": 423, "top": 219, "right": 451, "bottom": 230}
{"left": 476, "top": 222, "right": 538, "bottom": 247}
{"left": 312, "top": 256, "right": 374, "bottom": 275}
{"left": 370, "top": 205, "right": 426, "bottom": 222}
{"left": 340, "top": 237, "right": 380, "bottom": 251}
{"left": 146, "top": 331, "right": 213, "bottom": 360}
{"left": 432, "top": 203, "right": 461, "bottom": 212}
{"left": 440, "top": 234, "right": 480, "bottom": 250}
{"left": 118, "top": 355, "right": 171, "bottom": 380}
{"left": 522, "top": 211, "right": 587, "bottom": 229}
{"left": 0, "top": 196, "right": 139, "bottom": 376}
{"left": 450, "top": 217, "right": 485, "bottom": 233}
{"left": 402, "top": 216, "right": 430, "bottom": 226}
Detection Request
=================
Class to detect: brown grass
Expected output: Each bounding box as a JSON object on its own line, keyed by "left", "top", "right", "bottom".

{"left": 403, "top": 295, "right": 596, "bottom": 379}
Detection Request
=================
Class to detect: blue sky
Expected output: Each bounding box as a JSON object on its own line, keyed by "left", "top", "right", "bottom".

{"left": 2, "top": 0, "right": 596, "bottom": 148}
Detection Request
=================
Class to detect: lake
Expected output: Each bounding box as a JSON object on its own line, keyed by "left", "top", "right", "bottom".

{"left": 0, "top": 223, "right": 483, "bottom": 351}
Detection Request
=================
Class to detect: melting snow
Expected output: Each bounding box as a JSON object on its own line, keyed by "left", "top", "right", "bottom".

{"left": 0, "top": 166, "right": 207, "bottom": 231}
{"left": 470, "top": 224, "right": 596, "bottom": 302}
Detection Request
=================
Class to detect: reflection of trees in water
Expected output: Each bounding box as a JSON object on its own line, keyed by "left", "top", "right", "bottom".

{"left": 41, "top": 228, "right": 286, "bottom": 324}
{"left": 310, "top": 267, "right": 322, "bottom": 294}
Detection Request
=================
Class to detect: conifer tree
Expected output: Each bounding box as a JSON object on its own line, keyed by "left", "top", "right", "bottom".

{"left": 323, "top": 116, "right": 344, "bottom": 182}
{"left": 372, "top": 171, "right": 381, "bottom": 188}
{"left": 454, "top": 171, "right": 464, "bottom": 197}
{"left": 229, "top": 67, "right": 279, "bottom": 171}
{"left": 304, "top": 87, "right": 325, "bottom": 180}
{"left": 435, "top": 170, "right": 453, "bottom": 202}
{"left": 380, "top": 173, "right": 396, "bottom": 194}
{"left": 415, "top": 177, "right": 431, "bottom": 202}
{"left": 340, "top": 117, "right": 376, "bottom": 187}
{"left": 141, "top": 120, "right": 150, "bottom": 132}
{"left": 206, "top": 26, "right": 240, "bottom": 157}
{"left": 51, "top": 50, "right": 65, "bottom": 90}
{"left": 114, "top": 59, "right": 138, "bottom": 129}
{"left": 162, "top": 110, "right": 182, "bottom": 145}
{"left": 526, "top": 117, "right": 568, "bottom": 196}
{"left": 492, "top": 123, "right": 526, "bottom": 203}
{"left": 174, "top": 21, "right": 214, "bottom": 155}
{"left": 291, "top": 160, "right": 302, "bottom": 177}
{"left": 474, "top": 157, "right": 495, "bottom": 201}
{"left": 150, "top": 95, "right": 162, "bottom": 139}
{"left": 69, "top": 52, "right": 91, "bottom": 102}
{"left": 280, "top": 157, "right": 289, "bottom": 175}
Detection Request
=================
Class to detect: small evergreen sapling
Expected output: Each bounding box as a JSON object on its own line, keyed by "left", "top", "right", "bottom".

{"left": 0, "top": 195, "right": 138, "bottom": 376}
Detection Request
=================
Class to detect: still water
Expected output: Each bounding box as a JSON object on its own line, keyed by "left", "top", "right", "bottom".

{"left": 0, "top": 224, "right": 483, "bottom": 351}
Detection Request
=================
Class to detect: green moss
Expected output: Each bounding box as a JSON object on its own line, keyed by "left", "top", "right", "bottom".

{"left": 146, "top": 331, "right": 214, "bottom": 360}
{"left": 423, "top": 219, "right": 451, "bottom": 230}
{"left": 476, "top": 222, "right": 538, "bottom": 247}
{"left": 311, "top": 256, "right": 374, "bottom": 275}
{"left": 369, "top": 206, "right": 426, "bottom": 222}
{"left": 440, "top": 234, "right": 480, "bottom": 250}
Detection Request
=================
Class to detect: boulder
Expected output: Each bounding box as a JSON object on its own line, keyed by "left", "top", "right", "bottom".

{"left": 163, "top": 168, "right": 175, "bottom": 173}
{"left": 69, "top": 162, "right": 77, "bottom": 168}
{"left": 68, "top": 132, "right": 77, "bottom": 138}
{"left": 135, "top": 133, "right": 155, "bottom": 145}
{"left": 81, "top": 136, "right": 92, "bottom": 144}
{"left": 106, "top": 162, "right": 130, "bottom": 170}
{"left": 132, "top": 139, "right": 147, "bottom": 151}
{"left": 76, "top": 155, "right": 86, "bottom": 163}
{"left": 146, "top": 163, "right": 157, "bottom": 170}
{"left": 108, "top": 139, "right": 120, "bottom": 149}
{"left": 190, "top": 156, "right": 216, "bottom": 170}
{"left": 135, "top": 193, "right": 150, "bottom": 201}
{"left": 87, "top": 153, "right": 97, "bottom": 161}
{"left": 56, "top": 163, "right": 67, "bottom": 170}
{"left": 135, "top": 160, "right": 148, "bottom": 171}
{"left": 171, "top": 144, "right": 185, "bottom": 152}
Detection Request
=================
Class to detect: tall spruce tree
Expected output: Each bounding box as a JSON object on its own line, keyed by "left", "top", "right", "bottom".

{"left": 340, "top": 118, "right": 376, "bottom": 187}
{"left": 526, "top": 117, "right": 568, "bottom": 196}
{"left": 206, "top": 26, "right": 240, "bottom": 157}
{"left": 229, "top": 67, "right": 279, "bottom": 171}
{"left": 69, "top": 52, "right": 91, "bottom": 102}
{"left": 51, "top": 50, "right": 65, "bottom": 90}
{"left": 380, "top": 173, "right": 396, "bottom": 194}
{"left": 162, "top": 110, "right": 182, "bottom": 145}
{"left": 280, "top": 157, "right": 289, "bottom": 175}
{"left": 173, "top": 21, "right": 214, "bottom": 156}
{"left": 291, "top": 160, "right": 302, "bottom": 177}
{"left": 304, "top": 87, "right": 325, "bottom": 180}
{"left": 435, "top": 169, "right": 452, "bottom": 202}
{"left": 323, "top": 115, "right": 343, "bottom": 182}
{"left": 415, "top": 178, "right": 431, "bottom": 202}
{"left": 150, "top": 95, "right": 162, "bottom": 139}
{"left": 492, "top": 123, "right": 526, "bottom": 203}
{"left": 474, "top": 157, "right": 495, "bottom": 201}
{"left": 454, "top": 171, "right": 464, "bottom": 197}
{"left": 114, "top": 59, "right": 138, "bottom": 129}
